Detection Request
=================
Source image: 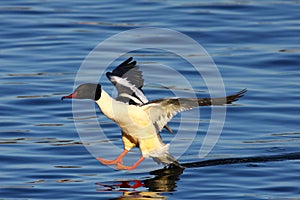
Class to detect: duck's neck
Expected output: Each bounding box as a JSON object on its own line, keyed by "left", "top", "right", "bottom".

{"left": 95, "top": 89, "right": 117, "bottom": 120}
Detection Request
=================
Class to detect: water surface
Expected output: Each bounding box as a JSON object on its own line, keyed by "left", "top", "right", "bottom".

{"left": 1, "top": 0, "right": 300, "bottom": 199}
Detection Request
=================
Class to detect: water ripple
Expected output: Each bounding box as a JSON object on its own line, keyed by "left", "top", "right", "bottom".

{"left": 1, "top": 0, "right": 300, "bottom": 199}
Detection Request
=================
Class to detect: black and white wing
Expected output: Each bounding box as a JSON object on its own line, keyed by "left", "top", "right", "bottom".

{"left": 106, "top": 57, "right": 174, "bottom": 134}
{"left": 142, "top": 89, "right": 247, "bottom": 133}
{"left": 106, "top": 57, "right": 148, "bottom": 105}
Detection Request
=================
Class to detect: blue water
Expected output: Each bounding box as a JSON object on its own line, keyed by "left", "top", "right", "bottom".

{"left": 1, "top": 0, "right": 300, "bottom": 199}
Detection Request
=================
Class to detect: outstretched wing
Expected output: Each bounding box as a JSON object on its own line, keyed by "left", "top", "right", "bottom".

{"left": 106, "top": 57, "right": 148, "bottom": 105}
{"left": 142, "top": 89, "right": 247, "bottom": 133}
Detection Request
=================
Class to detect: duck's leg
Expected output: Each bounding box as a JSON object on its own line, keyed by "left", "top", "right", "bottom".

{"left": 97, "top": 149, "right": 129, "bottom": 165}
{"left": 116, "top": 156, "right": 145, "bottom": 170}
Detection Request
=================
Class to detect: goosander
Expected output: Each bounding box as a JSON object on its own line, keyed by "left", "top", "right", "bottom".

{"left": 62, "top": 57, "right": 247, "bottom": 170}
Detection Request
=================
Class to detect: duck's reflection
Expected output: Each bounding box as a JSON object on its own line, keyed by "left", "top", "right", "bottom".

{"left": 96, "top": 166, "right": 184, "bottom": 199}
{"left": 145, "top": 166, "right": 184, "bottom": 192}
{"left": 96, "top": 152, "right": 300, "bottom": 198}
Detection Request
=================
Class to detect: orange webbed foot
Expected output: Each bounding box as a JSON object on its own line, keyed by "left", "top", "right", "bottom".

{"left": 115, "top": 156, "right": 145, "bottom": 171}
{"left": 96, "top": 157, "right": 122, "bottom": 165}
{"left": 97, "top": 149, "right": 129, "bottom": 166}
{"left": 116, "top": 163, "right": 136, "bottom": 170}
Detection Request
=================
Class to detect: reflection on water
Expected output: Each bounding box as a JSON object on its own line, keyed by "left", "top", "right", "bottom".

{"left": 146, "top": 167, "right": 183, "bottom": 192}
{"left": 97, "top": 166, "right": 184, "bottom": 199}
{"left": 95, "top": 152, "right": 300, "bottom": 199}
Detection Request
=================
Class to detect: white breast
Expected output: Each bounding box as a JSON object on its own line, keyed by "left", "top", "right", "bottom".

{"left": 96, "top": 90, "right": 156, "bottom": 138}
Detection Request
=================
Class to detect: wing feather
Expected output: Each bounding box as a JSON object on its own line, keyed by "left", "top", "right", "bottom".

{"left": 142, "top": 89, "right": 247, "bottom": 132}
{"left": 106, "top": 57, "right": 174, "bottom": 134}
{"left": 106, "top": 57, "right": 147, "bottom": 105}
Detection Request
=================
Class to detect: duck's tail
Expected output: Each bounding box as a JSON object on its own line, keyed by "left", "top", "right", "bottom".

{"left": 150, "top": 144, "right": 184, "bottom": 169}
